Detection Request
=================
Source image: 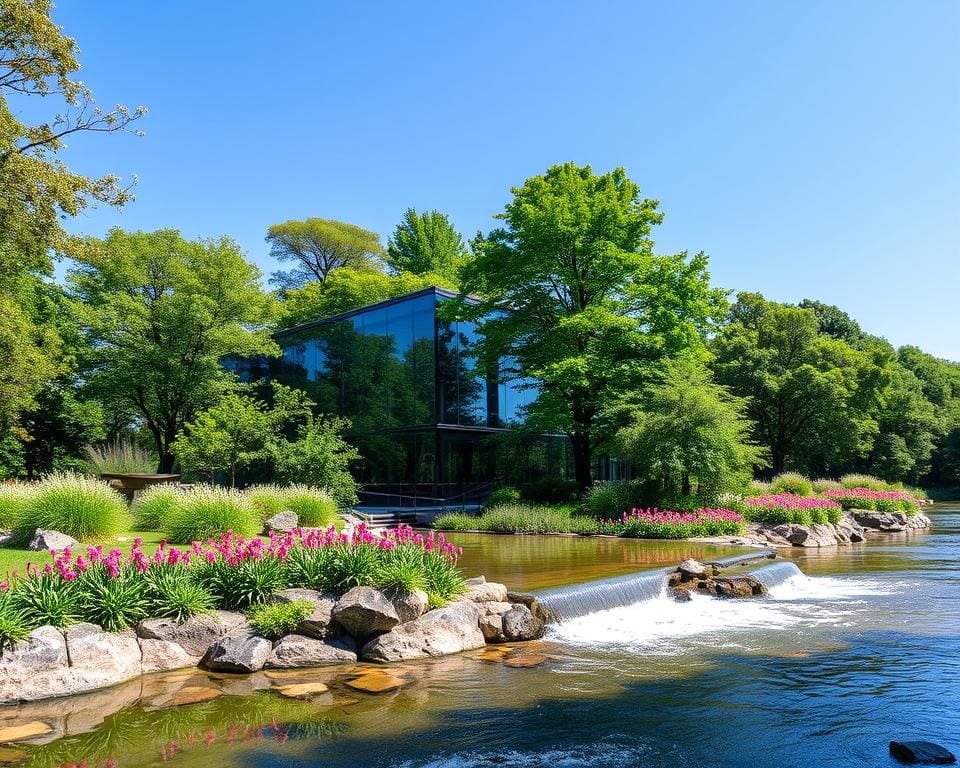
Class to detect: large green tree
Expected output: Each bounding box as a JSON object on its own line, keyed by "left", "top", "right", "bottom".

{"left": 266, "top": 218, "right": 383, "bottom": 289}
{"left": 68, "top": 229, "right": 278, "bottom": 472}
{"left": 0, "top": 0, "right": 143, "bottom": 429}
{"left": 386, "top": 208, "right": 468, "bottom": 281}
{"left": 459, "top": 163, "right": 727, "bottom": 489}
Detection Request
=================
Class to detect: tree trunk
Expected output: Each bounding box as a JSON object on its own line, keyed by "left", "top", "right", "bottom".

{"left": 681, "top": 473, "right": 691, "bottom": 496}
{"left": 571, "top": 432, "right": 592, "bottom": 491}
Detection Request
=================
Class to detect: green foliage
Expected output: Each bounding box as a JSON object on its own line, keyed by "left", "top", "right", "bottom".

{"left": 0, "top": 594, "right": 30, "bottom": 647}
{"left": 518, "top": 478, "right": 580, "bottom": 504}
{"left": 375, "top": 546, "right": 428, "bottom": 593}
{"left": 581, "top": 481, "right": 646, "bottom": 519}
{"left": 172, "top": 392, "right": 272, "bottom": 486}
{"left": 741, "top": 505, "right": 842, "bottom": 526}
{"left": 274, "top": 416, "right": 360, "bottom": 506}
{"left": 839, "top": 473, "right": 896, "bottom": 490}
{"left": 14, "top": 472, "right": 130, "bottom": 543}
{"left": 769, "top": 472, "right": 814, "bottom": 497}
{"left": 0, "top": 482, "right": 32, "bottom": 530}
{"left": 84, "top": 439, "right": 155, "bottom": 475}
{"left": 247, "top": 599, "right": 314, "bottom": 639}
{"left": 617, "top": 356, "right": 765, "bottom": 502}
{"left": 267, "top": 218, "right": 384, "bottom": 289}
{"left": 811, "top": 478, "right": 843, "bottom": 493}
{"left": 281, "top": 485, "right": 339, "bottom": 528}
{"left": 485, "top": 486, "right": 521, "bottom": 508}
{"left": 162, "top": 486, "right": 260, "bottom": 543}
{"left": 131, "top": 484, "right": 179, "bottom": 531}
{"left": 246, "top": 484, "right": 288, "bottom": 520}
{"left": 430, "top": 513, "right": 476, "bottom": 531}
{"left": 67, "top": 228, "right": 278, "bottom": 473}
{"left": 142, "top": 566, "right": 215, "bottom": 623}
{"left": 9, "top": 573, "right": 80, "bottom": 628}
{"left": 77, "top": 566, "right": 150, "bottom": 631}
{"left": 459, "top": 162, "right": 727, "bottom": 488}
{"left": 437, "top": 503, "right": 599, "bottom": 535}
{"left": 386, "top": 208, "right": 468, "bottom": 281}
{"left": 193, "top": 555, "right": 287, "bottom": 610}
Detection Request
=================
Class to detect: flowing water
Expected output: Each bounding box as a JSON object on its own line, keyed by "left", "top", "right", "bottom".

{"left": 2, "top": 505, "right": 958, "bottom": 768}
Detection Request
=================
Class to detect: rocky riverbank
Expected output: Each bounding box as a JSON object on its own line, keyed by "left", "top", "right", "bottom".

{"left": 0, "top": 576, "right": 547, "bottom": 706}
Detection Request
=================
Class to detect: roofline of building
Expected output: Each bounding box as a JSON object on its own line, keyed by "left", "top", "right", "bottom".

{"left": 273, "top": 285, "right": 479, "bottom": 340}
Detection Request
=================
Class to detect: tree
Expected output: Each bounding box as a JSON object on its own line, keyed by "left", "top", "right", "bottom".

{"left": 278, "top": 268, "right": 454, "bottom": 329}
{"left": 386, "top": 208, "right": 468, "bottom": 281}
{"left": 172, "top": 392, "right": 272, "bottom": 487}
{"left": 266, "top": 218, "right": 383, "bottom": 289}
{"left": 798, "top": 299, "right": 863, "bottom": 345}
{"left": 712, "top": 293, "right": 886, "bottom": 477}
{"left": 617, "top": 357, "right": 766, "bottom": 500}
{"left": 0, "top": 0, "right": 144, "bottom": 427}
{"left": 459, "top": 163, "right": 728, "bottom": 489}
{"left": 68, "top": 229, "right": 278, "bottom": 472}
{"left": 274, "top": 416, "right": 360, "bottom": 505}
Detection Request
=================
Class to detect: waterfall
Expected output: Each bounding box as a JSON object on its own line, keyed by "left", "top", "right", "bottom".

{"left": 536, "top": 568, "right": 672, "bottom": 621}
{"left": 750, "top": 561, "right": 805, "bottom": 590}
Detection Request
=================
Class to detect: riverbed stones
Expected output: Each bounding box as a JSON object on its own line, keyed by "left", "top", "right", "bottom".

{"left": 360, "top": 600, "right": 486, "bottom": 662}
{"left": 275, "top": 681, "right": 330, "bottom": 699}
{"left": 202, "top": 632, "right": 272, "bottom": 673}
{"left": 889, "top": 740, "right": 956, "bottom": 765}
{"left": 265, "top": 633, "right": 358, "bottom": 667}
{"left": 502, "top": 605, "right": 545, "bottom": 642}
{"left": 713, "top": 576, "right": 766, "bottom": 598}
{"left": 264, "top": 511, "right": 298, "bottom": 533}
{"left": 332, "top": 586, "right": 401, "bottom": 636}
{"left": 0, "top": 721, "right": 53, "bottom": 743}
{"left": 136, "top": 610, "right": 248, "bottom": 657}
{"left": 27, "top": 529, "right": 80, "bottom": 552}
{"left": 345, "top": 670, "right": 409, "bottom": 694}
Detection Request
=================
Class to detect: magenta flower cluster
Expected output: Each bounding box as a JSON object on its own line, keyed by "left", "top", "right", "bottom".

{"left": 602, "top": 507, "right": 744, "bottom": 526}
{"left": 821, "top": 487, "right": 919, "bottom": 503}
{"left": 746, "top": 493, "right": 841, "bottom": 510}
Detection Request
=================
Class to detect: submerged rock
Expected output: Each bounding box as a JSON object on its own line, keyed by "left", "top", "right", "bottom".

{"left": 332, "top": 586, "right": 400, "bottom": 636}
{"left": 889, "top": 740, "right": 956, "bottom": 765}
{"left": 360, "top": 601, "right": 485, "bottom": 661}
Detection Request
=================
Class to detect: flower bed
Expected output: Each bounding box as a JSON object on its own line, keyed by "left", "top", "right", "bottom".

{"left": 740, "top": 494, "right": 842, "bottom": 525}
{"left": 0, "top": 524, "right": 465, "bottom": 646}
{"left": 820, "top": 487, "right": 921, "bottom": 514}
{"left": 597, "top": 507, "right": 745, "bottom": 539}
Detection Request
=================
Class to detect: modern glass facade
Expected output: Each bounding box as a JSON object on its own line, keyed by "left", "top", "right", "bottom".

{"left": 249, "top": 287, "right": 561, "bottom": 505}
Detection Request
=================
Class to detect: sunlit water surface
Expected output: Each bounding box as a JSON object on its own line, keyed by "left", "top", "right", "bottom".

{"left": 2, "top": 505, "right": 957, "bottom": 768}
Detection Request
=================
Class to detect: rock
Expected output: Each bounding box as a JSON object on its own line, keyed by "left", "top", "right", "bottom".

{"left": 667, "top": 573, "right": 683, "bottom": 587}
{"left": 889, "top": 740, "right": 956, "bottom": 765}
{"left": 275, "top": 682, "right": 329, "bottom": 698}
{"left": 714, "top": 576, "right": 766, "bottom": 598}
{"left": 264, "top": 511, "right": 298, "bottom": 533}
{"left": 345, "top": 670, "right": 409, "bottom": 694}
{"left": 360, "top": 601, "right": 486, "bottom": 662}
{"left": 503, "top": 654, "right": 546, "bottom": 668}
{"left": 853, "top": 510, "right": 915, "bottom": 532}
{"left": 332, "top": 587, "right": 400, "bottom": 636}
{"left": 0, "top": 627, "right": 68, "bottom": 704}
{"left": 265, "top": 633, "right": 357, "bottom": 667}
{"left": 270, "top": 589, "right": 338, "bottom": 639}
{"left": 137, "top": 611, "right": 248, "bottom": 657}
{"left": 153, "top": 686, "right": 222, "bottom": 709}
{"left": 478, "top": 613, "right": 505, "bottom": 643}
{"left": 501, "top": 605, "right": 545, "bottom": 642}
{"left": 0, "top": 745, "right": 28, "bottom": 762}
{"left": 0, "top": 721, "right": 52, "bottom": 743}
{"left": 671, "top": 587, "right": 692, "bottom": 602}
{"left": 464, "top": 575, "right": 486, "bottom": 586}
{"left": 64, "top": 625, "right": 142, "bottom": 686}
{"left": 387, "top": 588, "right": 429, "bottom": 623}
{"left": 482, "top": 601, "right": 514, "bottom": 616}
{"left": 0, "top": 532, "right": 14, "bottom": 547}
{"left": 139, "top": 638, "right": 202, "bottom": 673}
{"left": 202, "top": 632, "right": 272, "bottom": 673}
{"left": 506, "top": 592, "right": 551, "bottom": 623}
{"left": 677, "top": 559, "right": 708, "bottom": 578}
{"left": 462, "top": 582, "right": 509, "bottom": 603}
{"left": 27, "top": 529, "right": 80, "bottom": 552}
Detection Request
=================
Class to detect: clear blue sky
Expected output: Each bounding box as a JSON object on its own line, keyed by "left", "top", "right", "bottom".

{"left": 46, "top": 1, "right": 960, "bottom": 360}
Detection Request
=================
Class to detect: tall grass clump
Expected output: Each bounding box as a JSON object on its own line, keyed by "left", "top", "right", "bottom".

{"left": 84, "top": 439, "right": 156, "bottom": 475}
{"left": 437, "top": 503, "right": 599, "bottom": 535}
{"left": 769, "top": 472, "right": 814, "bottom": 497}
{"left": 282, "top": 485, "right": 339, "bottom": 528}
{"left": 246, "top": 484, "right": 288, "bottom": 520}
{"left": 163, "top": 486, "right": 260, "bottom": 543}
{"left": 484, "top": 486, "right": 521, "bottom": 508}
{"left": 0, "top": 483, "right": 34, "bottom": 531}
{"left": 581, "top": 481, "right": 645, "bottom": 520}
{"left": 13, "top": 473, "right": 130, "bottom": 543}
{"left": 132, "top": 484, "right": 180, "bottom": 531}
{"left": 839, "top": 473, "right": 897, "bottom": 491}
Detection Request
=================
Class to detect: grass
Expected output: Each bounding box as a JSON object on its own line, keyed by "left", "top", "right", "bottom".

{"left": 435, "top": 503, "right": 599, "bottom": 535}
{"left": 247, "top": 600, "right": 314, "bottom": 639}
{"left": 0, "top": 530, "right": 165, "bottom": 579}
{"left": 163, "top": 486, "right": 261, "bottom": 543}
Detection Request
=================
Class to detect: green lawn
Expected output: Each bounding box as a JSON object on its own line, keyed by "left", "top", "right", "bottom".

{"left": 0, "top": 530, "right": 166, "bottom": 579}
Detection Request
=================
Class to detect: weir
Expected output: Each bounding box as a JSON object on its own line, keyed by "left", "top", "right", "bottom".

{"left": 749, "top": 561, "right": 804, "bottom": 590}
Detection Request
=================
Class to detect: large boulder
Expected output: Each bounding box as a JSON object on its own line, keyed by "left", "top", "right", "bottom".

{"left": 139, "top": 638, "right": 202, "bottom": 673}
{"left": 64, "top": 624, "right": 142, "bottom": 685}
{"left": 462, "top": 582, "right": 509, "bottom": 603}
{"left": 502, "top": 605, "right": 545, "bottom": 642}
{"left": 270, "top": 589, "right": 338, "bottom": 639}
{"left": 477, "top": 602, "right": 514, "bottom": 643}
{"left": 28, "top": 529, "right": 80, "bottom": 552}
{"left": 360, "top": 601, "right": 486, "bottom": 662}
{"left": 853, "top": 510, "right": 907, "bottom": 532}
{"left": 202, "top": 632, "right": 272, "bottom": 673}
{"left": 0, "top": 627, "right": 68, "bottom": 704}
{"left": 265, "top": 633, "right": 357, "bottom": 667}
{"left": 677, "top": 559, "right": 708, "bottom": 578}
{"left": 264, "top": 511, "right": 298, "bottom": 533}
{"left": 136, "top": 611, "right": 248, "bottom": 657}
{"left": 332, "top": 587, "right": 400, "bottom": 637}
{"left": 713, "top": 576, "right": 767, "bottom": 598}
{"left": 387, "top": 588, "right": 429, "bottom": 623}
{"left": 506, "top": 592, "right": 551, "bottom": 623}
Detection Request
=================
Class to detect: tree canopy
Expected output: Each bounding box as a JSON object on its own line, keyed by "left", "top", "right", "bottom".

{"left": 266, "top": 218, "right": 383, "bottom": 289}
{"left": 67, "top": 228, "right": 278, "bottom": 472}
{"left": 459, "top": 162, "right": 728, "bottom": 488}
{"left": 386, "top": 208, "right": 468, "bottom": 281}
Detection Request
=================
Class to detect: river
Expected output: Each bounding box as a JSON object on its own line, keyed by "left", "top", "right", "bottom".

{"left": 2, "top": 504, "right": 957, "bottom": 768}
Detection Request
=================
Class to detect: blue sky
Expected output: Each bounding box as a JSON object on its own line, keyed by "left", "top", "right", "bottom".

{"left": 43, "top": 1, "right": 960, "bottom": 360}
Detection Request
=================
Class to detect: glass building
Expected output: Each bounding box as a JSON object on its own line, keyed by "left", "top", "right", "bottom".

{"left": 244, "top": 287, "right": 570, "bottom": 506}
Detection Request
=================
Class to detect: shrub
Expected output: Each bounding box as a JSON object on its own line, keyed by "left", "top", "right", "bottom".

{"left": 274, "top": 417, "right": 360, "bottom": 506}
{"left": 745, "top": 480, "right": 770, "bottom": 497}
{"left": 143, "top": 566, "right": 216, "bottom": 622}
{"left": 821, "top": 487, "right": 921, "bottom": 515}
{"left": 14, "top": 473, "right": 130, "bottom": 544}
{"left": 457, "top": 503, "right": 599, "bottom": 535}
{"left": 246, "top": 484, "right": 288, "bottom": 520}
{"left": 248, "top": 600, "right": 314, "bottom": 639}
{"left": 78, "top": 566, "right": 151, "bottom": 631}
{"left": 132, "top": 484, "right": 180, "bottom": 531}
{"left": 485, "top": 486, "right": 521, "bottom": 508}
{"left": 581, "top": 481, "right": 645, "bottom": 520}
{"left": 193, "top": 552, "right": 287, "bottom": 609}
{"left": 743, "top": 494, "right": 842, "bottom": 526}
{"left": 0, "top": 483, "right": 33, "bottom": 531}
{"left": 84, "top": 439, "right": 156, "bottom": 475}
{"left": 375, "top": 545, "right": 428, "bottom": 593}
{"left": 519, "top": 478, "right": 580, "bottom": 504}
{"left": 163, "top": 486, "right": 260, "bottom": 543}
{"left": 769, "top": 472, "right": 814, "bottom": 497}
{"left": 9, "top": 571, "right": 81, "bottom": 627}
{"left": 282, "top": 485, "right": 339, "bottom": 528}
{"left": 839, "top": 473, "right": 893, "bottom": 491}
{"left": 432, "top": 513, "right": 477, "bottom": 531}
{"left": 811, "top": 478, "right": 843, "bottom": 493}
